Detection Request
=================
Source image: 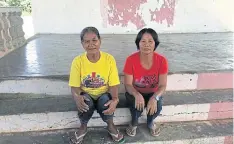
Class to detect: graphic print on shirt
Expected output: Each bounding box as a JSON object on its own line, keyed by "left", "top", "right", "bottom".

{"left": 134, "top": 74, "right": 158, "bottom": 88}
{"left": 82, "top": 72, "right": 106, "bottom": 88}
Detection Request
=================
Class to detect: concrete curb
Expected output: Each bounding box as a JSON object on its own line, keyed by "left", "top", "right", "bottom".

{"left": 0, "top": 72, "right": 232, "bottom": 94}
{"left": 0, "top": 102, "right": 232, "bottom": 133}
{"left": 125, "top": 136, "right": 233, "bottom": 144}
{"left": 0, "top": 119, "right": 232, "bottom": 144}
{"left": 0, "top": 69, "right": 233, "bottom": 80}
{"left": 0, "top": 89, "right": 232, "bottom": 115}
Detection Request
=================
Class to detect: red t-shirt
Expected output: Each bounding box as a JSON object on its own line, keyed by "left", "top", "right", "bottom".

{"left": 123, "top": 52, "right": 168, "bottom": 93}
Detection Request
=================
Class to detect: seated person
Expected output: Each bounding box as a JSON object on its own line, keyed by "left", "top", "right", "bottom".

{"left": 123, "top": 28, "right": 168, "bottom": 137}
{"left": 69, "top": 26, "right": 125, "bottom": 144}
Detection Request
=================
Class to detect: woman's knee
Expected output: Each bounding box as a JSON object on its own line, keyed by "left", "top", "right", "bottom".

{"left": 97, "top": 93, "right": 114, "bottom": 122}
{"left": 125, "top": 92, "right": 135, "bottom": 107}
{"left": 81, "top": 93, "right": 94, "bottom": 108}
{"left": 97, "top": 93, "right": 111, "bottom": 110}
{"left": 156, "top": 98, "right": 163, "bottom": 114}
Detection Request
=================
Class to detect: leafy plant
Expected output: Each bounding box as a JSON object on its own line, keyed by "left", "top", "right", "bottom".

{"left": 1, "top": 0, "right": 32, "bottom": 13}
{"left": 0, "top": 1, "right": 9, "bottom": 6}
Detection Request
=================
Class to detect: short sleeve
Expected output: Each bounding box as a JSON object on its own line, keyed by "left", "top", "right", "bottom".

{"left": 159, "top": 57, "right": 168, "bottom": 74}
{"left": 108, "top": 56, "right": 120, "bottom": 86}
{"left": 123, "top": 56, "right": 133, "bottom": 75}
{"left": 69, "top": 57, "right": 81, "bottom": 87}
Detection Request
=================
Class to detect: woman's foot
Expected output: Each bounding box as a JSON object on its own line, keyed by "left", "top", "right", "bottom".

{"left": 74, "top": 124, "right": 88, "bottom": 144}
{"left": 107, "top": 123, "right": 118, "bottom": 134}
{"left": 107, "top": 122, "right": 125, "bottom": 143}
{"left": 148, "top": 124, "right": 160, "bottom": 137}
{"left": 126, "top": 124, "right": 137, "bottom": 137}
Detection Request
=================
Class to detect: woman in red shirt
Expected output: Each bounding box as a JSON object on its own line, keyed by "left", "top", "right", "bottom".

{"left": 123, "top": 28, "right": 168, "bottom": 137}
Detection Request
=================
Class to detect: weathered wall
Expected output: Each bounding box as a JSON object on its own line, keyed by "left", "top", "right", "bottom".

{"left": 0, "top": 7, "right": 26, "bottom": 58}
{"left": 32, "top": 0, "right": 233, "bottom": 34}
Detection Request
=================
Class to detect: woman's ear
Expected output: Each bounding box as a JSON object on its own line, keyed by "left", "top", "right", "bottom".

{"left": 154, "top": 41, "right": 160, "bottom": 50}
{"left": 99, "top": 38, "right": 101, "bottom": 44}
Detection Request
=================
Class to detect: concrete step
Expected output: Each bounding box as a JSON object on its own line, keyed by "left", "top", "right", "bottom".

{"left": 0, "top": 119, "right": 233, "bottom": 144}
{"left": 0, "top": 89, "right": 232, "bottom": 133}
{"left": 0, "top": 71, "right": 233, "bottom": 94}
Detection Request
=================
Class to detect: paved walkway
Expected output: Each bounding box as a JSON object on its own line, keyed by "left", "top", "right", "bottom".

{"left": 0, "top": 119, "right": 232, "bottom": 144}
{"left": 0, "top": 32, "right": 233, "bottom": 77}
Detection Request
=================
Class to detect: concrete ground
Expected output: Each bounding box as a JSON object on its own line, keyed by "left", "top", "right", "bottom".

{"left": 1, "top": 17, "right": 232, "bottom": 143}
{"left": 0, "top": 119, "right": 232, "bottom": 144}
{"left": 0, "top": 32, "right": 233, "bottom": 78}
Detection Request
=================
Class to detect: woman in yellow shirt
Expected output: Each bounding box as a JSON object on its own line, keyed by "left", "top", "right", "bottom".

{"left": 69, "top": 27, "right": 124, "bottom": 143}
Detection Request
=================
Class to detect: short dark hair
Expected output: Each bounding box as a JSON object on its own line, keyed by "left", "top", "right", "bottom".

{"left": 135, "top": 28, "right": 160, "bottom": 51}
{"left": 80, "top": 26, "right": 101, "bottom": 42}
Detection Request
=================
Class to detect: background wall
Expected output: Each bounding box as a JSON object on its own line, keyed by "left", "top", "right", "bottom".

{"left": 32, "top": 0, "right": 233, "bottom": 34}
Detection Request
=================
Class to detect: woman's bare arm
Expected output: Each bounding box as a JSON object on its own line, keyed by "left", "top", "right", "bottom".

{"left": 124, "top": 74, "right": 140, "bottom": 97}
{"left": 154, "top": 74, "right": 167, "bottom": 97}
{"left": 71, "top": 87, "right": 82, "bottom": 98}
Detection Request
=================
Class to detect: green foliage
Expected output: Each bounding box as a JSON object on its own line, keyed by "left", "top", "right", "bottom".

{"left": 0, "top": 1, "right": 9, "bottom": 6}
{"left": 5, "top": 0, "right": 21, "bottom": 6}
{"left": 1, "top": 0, "right": 32, "bottom": 13}
{"left": 20, "top": 0, "right": 31, "bottom": 13}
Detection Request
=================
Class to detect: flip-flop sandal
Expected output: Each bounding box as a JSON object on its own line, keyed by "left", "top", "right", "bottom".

{"left": 107, "top": 129, "right": 125, "bottom": 143}
{"left": 74, "top": 131, "right": 88, "bottom": 144}
{"left": 149, "top": 124, "right": 160, "bottom": 137}
{"left": 126, "top": 124, "right": 137, "bottom": 137}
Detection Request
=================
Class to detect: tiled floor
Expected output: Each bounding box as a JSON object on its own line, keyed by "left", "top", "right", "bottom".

{"left": 0, "top": 32, "right": 233, "bottom": 77}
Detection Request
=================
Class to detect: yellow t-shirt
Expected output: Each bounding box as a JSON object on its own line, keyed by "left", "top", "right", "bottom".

{"left": 69, "top": 51, "right": 120, "bottom": 99}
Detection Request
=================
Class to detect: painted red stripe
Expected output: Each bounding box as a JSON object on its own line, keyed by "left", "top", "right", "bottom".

{"left": 197, "top": 73, "right": 233, "bottom": 90}
{"left": 208, "top": 111, "right": 233, "bottom": 120}
{"left": 209, "top": 102, "right": 233, "bottom": 112}
{"left": 224, "top": 136, "right": 233, "bottom": 144}
{"left": 208, "top": 102, "right": 233, "bottom": 120}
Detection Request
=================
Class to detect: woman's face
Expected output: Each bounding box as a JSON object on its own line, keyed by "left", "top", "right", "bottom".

{"left": 139, "top": 33, "right": 155, "bottom": 54}
{"left": 82, "top": 32, "right": 101, "bottom": 54}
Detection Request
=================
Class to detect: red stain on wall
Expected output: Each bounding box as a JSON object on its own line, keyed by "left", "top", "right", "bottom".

{"left": 101, "top": 0, "right": 176, "bottom": 29}
{"left": 150, "top": 0, "right": 176, "bottom": 27}
{"left": 107, "top": 0, "right": 147, "bottom": 29}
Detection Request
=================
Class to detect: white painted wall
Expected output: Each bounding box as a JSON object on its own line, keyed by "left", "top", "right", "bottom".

{"left": 32, "top": 0, "right": 233, "bottom": 34}
{"left": 22, "top": 16, "right": 34, "bottom": 39}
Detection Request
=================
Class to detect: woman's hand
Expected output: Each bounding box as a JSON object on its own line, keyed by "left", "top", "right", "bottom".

{"left": 74, "top": 95, "right": 90, "bottom": 113}
{"left": 146, "top": 97, "right": 157, "bottom": 115}
{"left": 124, "top": 74, "right": 145, "bottom": 111}
{"left": 103, "top": 99, "right": 119, "bottom": 115}
{"left": 135, "top": 93, "right": 145, "bottom": 111}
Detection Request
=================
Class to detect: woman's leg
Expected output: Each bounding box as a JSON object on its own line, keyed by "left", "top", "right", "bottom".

{"left": 125, "top": 92, "right": 144, "bottom": 137}
{"left": 96, "top": 93, "right": 116, "bottom": 131}
{"left": 96, "top": 93, "right": 113, "bottom": 119}
{"left": 146, "top": 96, "right": 163, "bottom": 129}
{"left": 96, "top": 93, "right": 124, "bottom": 142}
{"left": 125, "top": 92, "right": 144, "bottom": 127}
{"left": 74, "top": 93, "right": 95, "bottom": 139}
{"left": 145, "top": 94, "right": 163, "bottom": 136}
